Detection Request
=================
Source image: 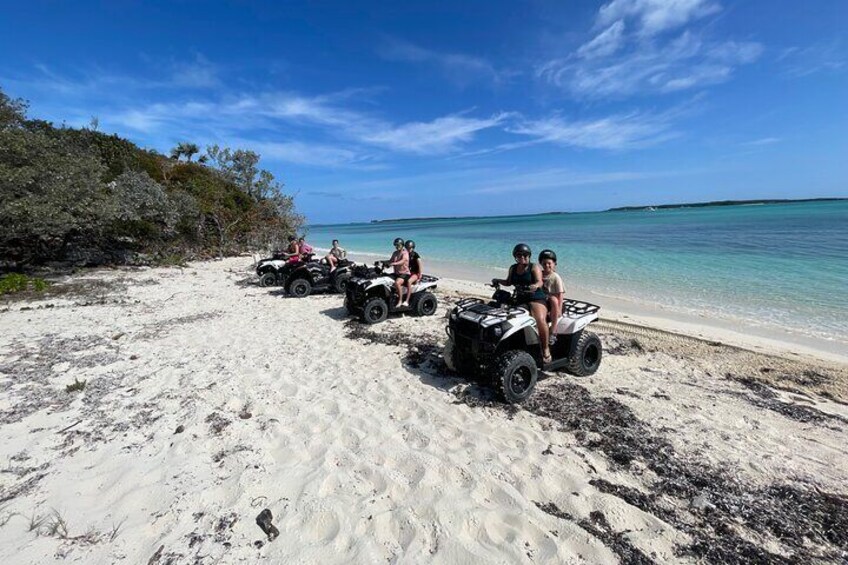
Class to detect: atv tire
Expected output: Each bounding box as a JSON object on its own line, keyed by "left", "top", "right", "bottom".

{"left": 444, "top": 337, "right": 477, "bottom": 377}
{"left": 362, "top": 297, "right": 389, "bottom": 324}
{"left": 289, "top": 278, "right": 312, "bottom": 298}
{"left": 411, "top": 291, "right": 438, "bottom": 317}
{"left": 443, "top": 338, "right": 457, "bottom": 371}
{"left": 334, "top": 273, "right": 351, "bottom": 294}
{"left": 566, "top": 330, "right": 602, "bottom": 376}
{"left": 258, "top": 273, "right": 276, "bottom": 287}
{"left": 493, "top": 350, "right": 538, "bottom": 404}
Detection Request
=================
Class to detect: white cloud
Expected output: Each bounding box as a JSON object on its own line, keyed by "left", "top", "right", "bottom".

{"left": 540, "top": 0, "right": 760, "bottom": 98}
{"left": 507, "top": 111, "right": 677, "bottom": 150}
{"left": 170, "top": 54, "right": 220, "bottom": 88}
{"left": 232, "top": 140, "right": 381, "bottom": 169}
{"left": 741, "top": 137, "right": 781, "bottom": 147}
{"left": 468, "top": 167, "right": 676, "bottom": 194}
{"left": 541, "top": 29, "right": 762, "bottom": 97}
{"left": 379, "top": 38, "right": 517, "bottom": 86}
{"left": 777, "top": 41, "right": 846, "bottom": 78}
{"left": 597, "top": 0, "right": 720, "bottom": 37}
{"left": 98, "top": 89, "right": 506, "bottom": 158}
{"left": 359, "top": 113, "right": 507, "bottom": 154}
{"left": 578, "top": 21, "right": 627, "bottom": 59}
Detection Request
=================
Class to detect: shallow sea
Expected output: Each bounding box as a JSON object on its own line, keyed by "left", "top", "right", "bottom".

{"left": 308, "top": 201, "right": 848, "bottom": 344}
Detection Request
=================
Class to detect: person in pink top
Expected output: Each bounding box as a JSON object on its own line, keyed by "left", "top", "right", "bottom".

{"left": 387, "top": 237, "right": 410, "bottom": 308}
{"left": 297, "top": 236, "right": 313, "bottom": 259}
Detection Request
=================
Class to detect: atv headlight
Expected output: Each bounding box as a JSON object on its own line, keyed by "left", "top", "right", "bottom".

{"left": 484, "top": 322, "right": 508, "bottom": 341}
{"left": 448, "top": 309, "right": 458, "bottom": 320}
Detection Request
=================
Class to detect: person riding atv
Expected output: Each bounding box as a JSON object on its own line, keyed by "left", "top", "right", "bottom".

{"left": 444, "top": 252, "right": 602, "bottom": 403}
{"left": 491, "top": 243, "right": 552, "bottom": 363}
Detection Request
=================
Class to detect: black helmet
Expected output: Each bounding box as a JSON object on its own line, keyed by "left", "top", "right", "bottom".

{"left": 512, "top": 243, "right": 531, "bottom": 257}
{"left": 405, "top": 240, "right": 416, "bottom": 250}
{"left": 393, "top": 237, "right": 404, "bottom": 247}
{"left": 538, "top": 249, "right": 557, "bottom": 263}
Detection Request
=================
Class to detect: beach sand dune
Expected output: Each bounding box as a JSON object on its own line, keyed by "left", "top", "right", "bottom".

{"left": 1, "top": 258, "right": 846, "bottom": 563}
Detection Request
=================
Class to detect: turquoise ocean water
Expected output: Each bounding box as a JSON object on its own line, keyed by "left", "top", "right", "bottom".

{"left": 308, "top": 201, "right": 848, "bottom": 344}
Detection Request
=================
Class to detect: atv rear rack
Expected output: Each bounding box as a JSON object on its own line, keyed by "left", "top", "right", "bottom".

{"left": 562, "top": 299, "right": 600, "bottom": 316}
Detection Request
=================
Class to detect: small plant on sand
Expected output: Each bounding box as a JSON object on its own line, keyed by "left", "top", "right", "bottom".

{"left": 108, "top": 517, "right": 127, "bottom": 541}
{"left": 66, "top": 378, "right": 87, "bottom": 393}
{"left": 45, "top": 510, "right": 69, "bottom": 539}
{"left": 0, "top": 503, "right": 17, "bottom": 527}
{"left": 28, "top": 511, "right": 47, "bottom": 533}
{"left": 0, "top": 273, "right": 49, "bottom": 295}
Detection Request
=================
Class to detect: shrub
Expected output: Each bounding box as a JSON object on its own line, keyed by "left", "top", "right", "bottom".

{"left": 66, "top": 378, "right": 86, "bottom": 392}
{"left": 0, "top": 273, "right": 48, "bottom": 295}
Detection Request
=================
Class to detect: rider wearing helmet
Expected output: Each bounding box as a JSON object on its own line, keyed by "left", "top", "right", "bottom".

{"left": 492, "top": 243, "right": 551, "bottom": 363}
{"left": 388, "top": 237, "right": 410, "bottom": 309}
{"left": 539, "top": 249, "right": 564, "bottom": 344}
{"left": 404, "top": 240, "right": 423, "bottom": 303}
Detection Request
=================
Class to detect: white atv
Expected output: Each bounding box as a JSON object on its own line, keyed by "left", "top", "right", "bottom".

{"left": 344, "top": 262, "right": 440, "bottom": 324}
{"left": 444, "top": 283, "right": 602, "bottom": 403}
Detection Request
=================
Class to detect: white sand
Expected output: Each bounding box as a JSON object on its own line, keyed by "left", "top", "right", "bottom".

{"left": 0, "top": 257, "right": 846, "bottom": 563}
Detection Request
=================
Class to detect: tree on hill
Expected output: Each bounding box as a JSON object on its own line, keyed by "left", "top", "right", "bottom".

{"left": 170, "top": 142, "right": 200, "bottom": 162}
{"left": 0, "top": 86, "right": 303, "bottom": 269}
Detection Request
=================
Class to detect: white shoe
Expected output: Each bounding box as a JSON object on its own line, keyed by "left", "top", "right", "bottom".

{"left": 401, "top": 301, "right": 410, "bottom": 307}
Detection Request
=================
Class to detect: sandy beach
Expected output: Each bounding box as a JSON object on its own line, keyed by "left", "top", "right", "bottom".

{"left": 1, "top": 257, "right": 847, "bottom": 563}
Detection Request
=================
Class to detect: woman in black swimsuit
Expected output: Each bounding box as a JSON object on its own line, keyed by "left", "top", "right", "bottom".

{"left": 492, "top": 243, "right": 551, "bottom": 362}
{"left": 404, "top": 240, "right": 423, "bottom": 300}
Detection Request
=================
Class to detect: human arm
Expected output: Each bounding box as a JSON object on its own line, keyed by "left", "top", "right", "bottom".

{"left": 529, "top": 264, "right": 544, "bottom": 291}
{"left": 492, "top": 266, "right": 513, "bottom": 286}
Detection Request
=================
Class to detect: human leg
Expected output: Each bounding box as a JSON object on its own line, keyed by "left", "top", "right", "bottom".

{"left": 529, "top": 302, "right": 551, "bottom": 361}
{"left": 394, "top": 277, "right": 405, "bottom": 308}
{"left": 403, "top": 274, "right": 419, "bottom": 306}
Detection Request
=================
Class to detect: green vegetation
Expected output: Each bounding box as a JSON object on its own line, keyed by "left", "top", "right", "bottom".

{"left": 65, "top": 378, "right": 87, "bottom": 392}
{"left": 0, "top": 273, "right": 48, "bottom": 294}
{"left": 0, "top": 87, "right": 303, "bottom": 270}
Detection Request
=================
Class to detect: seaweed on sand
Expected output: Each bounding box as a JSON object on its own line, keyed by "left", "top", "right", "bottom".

{"left": 727, "top": 374, "right": 848, "bottom": 426}
{"left": 535, "top": 502, "right": 657, "bottom": 564}
{"left": 523, "top": 381, "right": 848, "bottom": 563}
{"left": 342, "top": 318, "right": 848, "bottom": 562}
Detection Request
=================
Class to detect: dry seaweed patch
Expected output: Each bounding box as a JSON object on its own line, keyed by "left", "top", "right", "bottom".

{"left": 596, "top": 319, "right": 848, "bottom": 402}
{"left": 136, "top": 312, "right": 224, "bottom": 340}
{"left": 343, "top": 315, "right": 848, "bottom": 562}
{"left": 0, "top": 334, "right": 120, "bottom": 425}
{"left": 534, "top": 502, "right": 656, "bottom": 564}
{"left": 728, "top": 375, "right": 848, "bottom": 426}
{"left": 522, "top": 381, "right": 848, "bottom": 563}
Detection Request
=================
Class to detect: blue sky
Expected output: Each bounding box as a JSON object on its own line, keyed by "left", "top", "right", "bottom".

{"left": 1, "top": 1, "right": 846, "bottom": 224}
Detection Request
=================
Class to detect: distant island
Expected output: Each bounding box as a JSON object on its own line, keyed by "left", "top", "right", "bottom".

{"left": 607, "top": 197, "right": 846, "bottom": 212}
{"left": 365, "top": 198, "right": 846, "bottom": 224}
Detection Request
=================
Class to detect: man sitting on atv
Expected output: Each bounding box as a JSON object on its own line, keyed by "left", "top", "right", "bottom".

{"left": 539, "top": 249, "right": 564, "bottom": 344}
{"left": 325, "top": 239, "right": 347, "bottom": 272}
{"left": 492, "top": 243, "right": 551, "bottom": 363}
{"left": 404, "top": 240, "right": 423, "bottom": 301}
{"left": 387, "top": 237, "right": 411, "bottom": 309}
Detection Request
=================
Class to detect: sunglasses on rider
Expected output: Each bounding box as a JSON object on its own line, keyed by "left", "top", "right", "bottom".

{"left": 514, "top": 252, "right": 530, "bottom": 258}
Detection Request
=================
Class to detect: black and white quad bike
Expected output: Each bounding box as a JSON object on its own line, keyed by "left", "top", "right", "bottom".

{"left": 444, "top": 283, "right": 603, "bottom": 403}
{"left": 286, "top": 258, "right": 356, "bottom": 297}
{"left": 344, "top": 262, "right": 440, "bottom": 324}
